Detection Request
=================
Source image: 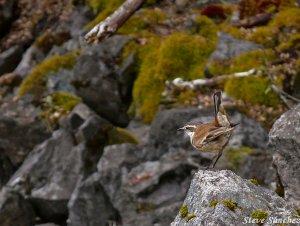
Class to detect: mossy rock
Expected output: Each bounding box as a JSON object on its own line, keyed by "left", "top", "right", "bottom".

{"left": 224, "top": 75, "right": 280, "bottom": 106}
{"left": 225, "top": 146, "right": 256, "bottom": 170}
{"left": 222, "top": 200, "right": 238, "bottom": 211}
{"left": 132, "top": 32, "right": 216, "bottom": 123}
{"left": 119, "top": 8, "right": 166, "bottom": 36}
{"left": 192, "top": 15, "right": 218, "bottom": 43}
{"left": 251, "top": 209, "right": 268, "bottom": 220}
{"left": 108, "top": 127, "right": 139, "bottom": 145}
{"left": 18, "top": 51, "right": 78, "bottom": 100}
{"left": 209, "top": 49, "right": 276, "bottom": 76}
{"left": 180, "top": 205, "right": 188, "bottom": 218}
{"left": 41, "top": 91, "right": 81, "bottom": 128}
{"left": 249, "top": 178, "right": 259, "bottom": 186}
{"left": 186, "top": 214, "right": 197, "bottom": 223}
{"left": 245, "top": 7, "right": 300, "bottom": 47}
{"left": 209, "top": 200, "right": 219, "bottom": 207}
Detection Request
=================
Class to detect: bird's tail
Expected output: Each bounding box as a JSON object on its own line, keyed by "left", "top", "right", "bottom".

{"left": 214, "top": 91, "right": 222, "bottom": 119}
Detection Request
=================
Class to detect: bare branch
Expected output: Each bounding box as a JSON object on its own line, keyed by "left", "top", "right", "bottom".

{"left": 165, "top": 69, "right": 256, "bottom": 90}
{"left": 84, "top": 0, "right": 146, "bottom": 43}
{"left": 232, "top": 12, "right": 273, "bottom": 28}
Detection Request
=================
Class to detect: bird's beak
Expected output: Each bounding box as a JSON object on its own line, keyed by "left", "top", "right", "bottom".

{"left": 177, "top": 127, "right": 184, "bottom": 131}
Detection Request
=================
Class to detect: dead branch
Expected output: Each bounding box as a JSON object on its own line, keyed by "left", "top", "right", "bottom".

{"left": 165, "top": 69, "right": 256, "bottom": 90}
{"left": 84, "top": 0, "right": 146, "bottom": 43}
{"left": 267, "top": 71, "right": 300, "bottom": 109}
{"left": 232, "top": 12, "right": 273, "bottom": 28}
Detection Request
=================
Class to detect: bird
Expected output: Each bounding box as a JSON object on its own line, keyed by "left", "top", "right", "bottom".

{"left": 178, "top": 91, "right": 238, "bottom": 169}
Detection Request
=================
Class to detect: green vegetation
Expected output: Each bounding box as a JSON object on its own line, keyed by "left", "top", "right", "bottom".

{"left": 251, "top": 209, "right": 268, "bottom": 220}
{"left": 249, "top": 179, "right": 259, "bottom": 186}
{"left": 222, "top": 200, "right": 238, "bottom": 211}
{"left": 186, "top": 214, "right": 197, "bottom": 223}
{"left": 225, "top": 147, "right": 256, "bottom": 170}
{"left": 296, "top": 209, "right": 300, "bottom": 216}
{"left": 132, "top": 30, "right": 216, "bottom": 123}
{"left": 209, "top": 49, "right": 275, "bottom": 76}
{"left": 180, "top": 205, "right": 188, "bottom": 218}
{"left": 246, "top": 8, "right": 300, "bottom": 47}
{"left": 209, "top": 200, "right": 219, "bottom": 207}
{"left": 224, "top": 75, "right": 280, "bottom": 106}
{"left": 119, "top": 8, "right": 166, "bottom": 35}
{"left": 18, "top": 52, "right": 78, "bottom": 100}
{"left": 108, "top": 127, "right": 139, "bottom": 145}
{"left": 41, "top": 92, "right": 81, "bottom": 127}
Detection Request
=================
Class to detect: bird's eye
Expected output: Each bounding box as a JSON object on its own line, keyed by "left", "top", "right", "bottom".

{"left": 186, "top": 127, "right": 195, "bottom": 132}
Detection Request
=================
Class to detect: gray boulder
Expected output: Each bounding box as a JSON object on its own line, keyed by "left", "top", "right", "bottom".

{"left": 0, "top": 187, "right": 35, "bottom": 226}
{"left": 7, "top": 104, "right": 112, "bottom": 222}
{"left": 96, "top": 144, "right": 198, "bottom": 226}
{"left": 208, "top": 32, "right": 262, "bottom": 63}
{"left": 171, "top": 170, "right": 297, "bottom": 226}
{"left": 68, "top": 173, "right": 119, "bottom": 226}
{"left": 269, "top": 104, "right": 300, "bottom": 208}
{"left": 0, "top": 45, "right": 23, "bottom": 75}
{"left": 0, "top": 0, "right": 17, "bottom": 38}
{"left": 0, "top": 98, "right": 50, "bottom": 171}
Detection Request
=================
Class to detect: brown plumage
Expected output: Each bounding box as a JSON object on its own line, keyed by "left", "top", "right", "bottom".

{"left": 178, "top": 91, "right": 237, "bottom": 168}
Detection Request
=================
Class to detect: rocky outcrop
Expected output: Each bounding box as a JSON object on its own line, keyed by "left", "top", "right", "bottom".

{"left": 0, "top": 45, "right": 23, "bottom": 75}
{"left": 7, "top": 104, "right": 112, "bottom": 223}
{"left": 68, "top": 173, "right": 119, "bottom": 226}
{"left": 208, "top": 32, "right": 262, "bottom": 63}
{"left": 171, "top": 170, "right": 297, "bottom": 226}
{"left": 0, "top": 98, "right": 50, "bottom": 186}
{"left": 0, "top": 187, "right": 35, "bottom": 226}
{"left": 269, "top": 104, "right": 300, "bottom": 209}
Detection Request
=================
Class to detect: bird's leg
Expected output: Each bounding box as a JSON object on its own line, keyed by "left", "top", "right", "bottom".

{"left": 206, "top": 151, "right": 223, "bottom": 169}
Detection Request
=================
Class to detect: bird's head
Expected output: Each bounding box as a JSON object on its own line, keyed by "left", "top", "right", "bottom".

{"left": 178, "top": 121, "right": 202, "bottom": 138}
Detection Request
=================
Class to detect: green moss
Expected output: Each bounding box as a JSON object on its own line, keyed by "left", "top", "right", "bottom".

{"left": 296, "top": 209, "right": 300, "bottom": 216}
{"left": 209, "top": 49, "right": 276, "bottom": 76}
{"left": 180, "top": 205, "right": 188, "bottom": 218}
{"left": 34, "top": 32, "right": 70, "bottom": 53}
{"left": 251, "top": 209, "right": 268, "bottom": 220}
{"left": 18, "top": 52, "right": 78, "bottom": 100}
{"left": 41, "top": 92, "right": 81, "bottom": 128}
{"left": 186, "top": 214, "right": 197, "bottom": 223}
{"left": 209, "top": 200, "right": 219, "bottom": 207}
{"left": 219, "top": 25, "right": 244, "bottom": 40}
{"left": 249, "top": 179, "right": 259, "bottom": 186}
{"left": 278, "top": 33, "right": 300, "bottom": 51}
{"left": 132, "top": 32, "right": 216, "bottom": 123}
{"left": 247, "top": 26, "right": 278, "bottom": 47}
{"left": 224, "top": 75, "right": 280, "bottom": 106}
{"left": 108, "top": 127, "right": 139, "bottom": 145}
{"left": 135, "top": 201, "right": 157, "bottom": 213}
{"left": 192, "top": 16, "right": 218, "bottom": 43}
{"left": 225, "top": 147, "right": 256, "bottom": 170}
{"left": 119, "top": 8, "right": 166, "bottom": 35}
{"left": 85, "top": 0, "right": 124, "bottom": 29}
{"left": 222, "top": 200, "right": 237, "bottom": 211}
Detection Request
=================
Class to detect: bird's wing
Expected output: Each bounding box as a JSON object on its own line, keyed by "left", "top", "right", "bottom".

{"left": 202, "top": 126, "right": 234, "bottom": 144}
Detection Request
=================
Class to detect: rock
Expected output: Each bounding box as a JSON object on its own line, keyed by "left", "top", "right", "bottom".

{"left": 0, "top": 98, "right": 50, "bottom": 167}
{"left": 208, "top": 32, "right": 262, "bottom": 62}
{"left": 7, "top": 104, "right": 112, "bottom": 223}
{"left": 171, "top": 170, "right": 297, "bottom": 226}
{"left": 97, "top": 144, "right": 198, "bottom": 226}
{"left": 269, "top": 104, "right": 300, "bottom": 209}
{"left": 47, "top": 36, "right": 134, "bottom": 127}
{"left": 0, "top": 45, "right": 23, "bottom": 75}
{"left": 0, "top": 0, "right": 16, "bottom": 36}
{"left": 0, "top": 187, "right": 35, "bottom": 226}
{"left": 14, "top": 45, "right": 45, "bottom": 78}
{"left": 68, "top": 173, "right": 119, "bottom": 226}
{"left": 70, "top": 36, "right": 131, "bottom": 127}
{"left": 0, "top": 150, "right": 14, "bottom": 188}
